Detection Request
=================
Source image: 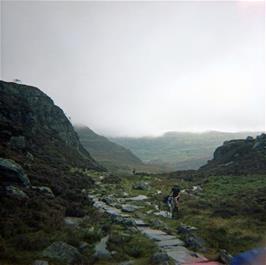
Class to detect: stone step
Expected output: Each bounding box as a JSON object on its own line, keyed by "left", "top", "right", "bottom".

{"left": 157, "top": 238, "right": 185, "bottom": 248}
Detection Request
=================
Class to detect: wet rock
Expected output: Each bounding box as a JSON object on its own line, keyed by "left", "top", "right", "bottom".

{"left": 5, "top": 185, "right": 29, "bottom": 200}
{"left": 133, "top": 181, "right": 150, "bottom": 190}
{"left": 9, "top": 135, "right": 26, "bottom": 150}
{"left": 0, "top": 158, "right": 31, "bottom": 186}
{"left": 32, "top": 186, "right": 55, "bottom": 198}
{"left": 150, "top": 251, "right": 169, "bottom": 265}
{"left": 33, "top": 260, "right": 49, "bottom": 265}
{"left": 42, "top": 241, "right": 83, "bottom": 264}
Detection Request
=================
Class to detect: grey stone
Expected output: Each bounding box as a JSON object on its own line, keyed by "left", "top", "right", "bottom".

{"left": 122, "top": 204, "right": 141, "bottom": 213}
{"left": 150, "top": 252, "right": 169, "bottom": 265}
{"left": 9, "top": 135, "right": 26, "bottom": 150}
{"left": 64, "top": 217, "right": 83, "bottom": 227}
{"left": 94, "top": 236, "right": 111, "bottom": 259}
{"left": 157, "top": 239, "right": 185, "bottom": 248}
{"left": 33, "top": 260, "right": 49, "bottom": 265}
{"left": 127, "top": 195, "right": 148, "bottom": 201}
{"left": 185, "top": 234, "right": 206, "bottom": 252}
{"left": 5, "top": 186, "right": 29, "bottom": 200}
{"left": 133, "top": 181, "right": 150, "bottom": 190}
{"left": 0, "top": 158, "right": 31, "bottom": 186}
{"left": 32, "top": 186, "right": 55, "bottom": 198}
{"left": 118, "top": 261, "right": 134, "bottom": 265}
{"left": 166, "top": 246, "right": 207, "bottom": 264}
{"left": 42, "top": 241, "right": 83, "bottom": 264}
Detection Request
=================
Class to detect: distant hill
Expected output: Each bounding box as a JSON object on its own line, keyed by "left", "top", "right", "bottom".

{"left": 75, "top": 126, "right": 145, "bottom": 173}
{"left": 111, "top": 131, "right": 261, "bottom": 171}
{"left": 200, "top": 133, "right": 266, "bottom": 174}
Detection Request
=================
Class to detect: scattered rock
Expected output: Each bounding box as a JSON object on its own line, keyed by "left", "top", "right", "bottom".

{"left": 9, "top": 135, "right": 26, "bottom": 150}
{"left": 33, "top": 260, "right": 49, "bottom": 265}
{"left": 102, "top": 196, "right": 114, "bottom": 206}
{"left": 42, "top": 241, "right": 83, "bottom": 264}
{"left": 0, "top": 158, "right": 31, "bottom": 186}
{"left": 118, "top": 261, "right": 134, "bottom": 265}
{"left": 177, "top": 224, "right": 197, "bottom": 235}
{"left": 133, "top": 181, "right": 150, "bottom": 190}
{"left": 154, "top": 211, "right": 171, "bottom": 218}
{"left": 94, "top": 236, "right": 111, "bottom": 259}
{"left": 32, "top": 186, "right": 55, "bottom": 198}
{"left": 127, "top": 195, "right": 148, "bottom": 201}
{"left": 184, "top": 234, "right": 206, "bottom": 252}
{"left": 122, "top": 204, "right": 141, "bottom": 213}
{"left": 5, "top": 185, "right": 29, "bottom": 200}
{"left": 150, "top": 251, "right": 169, "bottom": 265}
{"left": 64, "top": 217, "right": 83, "bottom": 228}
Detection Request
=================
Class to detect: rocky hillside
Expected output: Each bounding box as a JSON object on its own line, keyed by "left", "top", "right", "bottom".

{"left": 0, "top": 81, "right": 105, "bottom": 263}
{"left": 75, "top": 126, "right": 144, "bottom": 173}
{"left": 111, "top": 131, "right": 260, "bottom": 171}
{"left": 200, "top": 134, "right": 266, "bottom": 174}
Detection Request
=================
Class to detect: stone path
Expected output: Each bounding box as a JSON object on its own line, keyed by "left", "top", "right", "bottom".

{"left": 88, "top": 195, "right": 222, "bottom": 265}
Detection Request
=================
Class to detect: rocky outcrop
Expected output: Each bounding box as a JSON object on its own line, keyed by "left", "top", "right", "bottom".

{"left": 200, "top": 134, "right": 266, "bottom": 174}
{"left": 42, "top": 241, "right": 83, "bottom": 264}
{"left": 0, "top": 158, "right": 31, "bottom": 186}
{"left": 0, "top": 81, "right": 102, "bottom": 170}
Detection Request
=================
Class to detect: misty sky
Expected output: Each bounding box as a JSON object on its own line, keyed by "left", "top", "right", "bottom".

{"left": 1, "top": 1, "right": 265, "bottom": 137}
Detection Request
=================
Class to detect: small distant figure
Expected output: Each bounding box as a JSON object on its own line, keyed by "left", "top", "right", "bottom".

{"left": 13, "top": 78, "right": 22, "bottom": 84}
{"left": 164, "top": 185, "right": 181, "bottom": 219}
{"left": 132, "top": 169, "right": 136, "bottom": 175}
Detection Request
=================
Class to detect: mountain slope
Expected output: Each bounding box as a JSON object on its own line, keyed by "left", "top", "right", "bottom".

{"left": 111, "top": 131, "right": 261, "bottom": 170}
{"left": 200, "top": 133, "right": 266, "bottom": 174}
{"left": 0, "top": 81, "right": 104, "bottom": 262}
{"left": 75, "top": 126, "right": 144, "bottom": 173}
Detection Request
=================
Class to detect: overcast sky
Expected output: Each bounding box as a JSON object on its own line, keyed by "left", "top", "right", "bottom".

{"left": 1, "top": 1, "right": 265, "bottom": 137}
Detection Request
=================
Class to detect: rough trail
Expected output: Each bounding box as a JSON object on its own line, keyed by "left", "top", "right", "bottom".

{"left": 89, "top": 194, "right": 222, "bottom": 265}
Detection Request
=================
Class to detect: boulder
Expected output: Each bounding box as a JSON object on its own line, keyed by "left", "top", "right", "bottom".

{"left": 133, "top": 181, "right": 150, "bottom": 190}
{"left": 42, "top": 241, "right": 83, "bottom": 264}
{"left": 0, "top": 158, "right": 31, "bottom": 186}
{"left": 184, "top": 234, "right": 206, "bottom": 252}
{"left": 150, "top": 252, "right": 169, "bottom": 265}
{"left": 32, "top": 186, "right": 55, "bottom": 198}
{"left": 5, "top": 186, "right": 29, "bottom": 200}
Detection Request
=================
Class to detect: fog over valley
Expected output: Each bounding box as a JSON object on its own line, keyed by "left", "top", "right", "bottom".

{"left": 1, "top": 1, "right": 265, "bottom": 137}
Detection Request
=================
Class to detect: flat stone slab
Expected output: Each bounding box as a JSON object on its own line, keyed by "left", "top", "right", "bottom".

{"left": 157, "top": 238, "right": 185, "bottom": 248}
{"left": 133, "top": 219, "right": 148, "bottom": 226}
{"left": 127, "top": 195, "right": 148, "bottom": 201}
{"left": 166, "top": 246, "right": 208, "bottom": 264}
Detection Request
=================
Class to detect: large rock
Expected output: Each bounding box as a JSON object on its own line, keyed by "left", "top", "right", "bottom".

{"left": 133, "top": 181, "right": 150, "bottom": 190}
{"left": 42, "top": 241, "right": 83, "bottom": 264}
{"left": 0, "top": 158, "right": 31, "bottom": 186}
{"left": 150, "top": 251, "right": 169, "bottom": 265}
{"left": 5, "top": 185, "right": 29, "bottom": 200}
{"left": 32, "top": 186, "right": 55, "bottom": 198}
